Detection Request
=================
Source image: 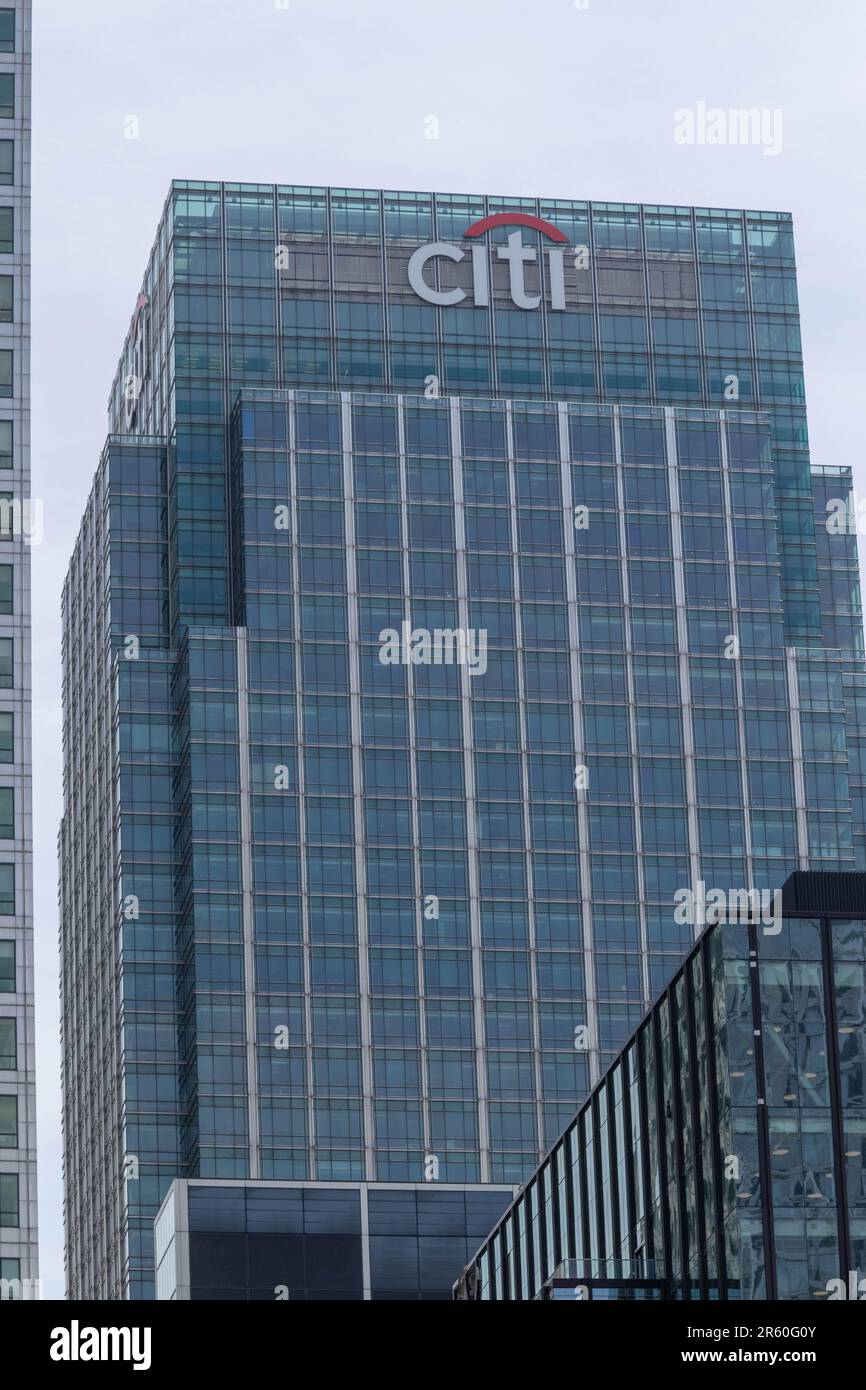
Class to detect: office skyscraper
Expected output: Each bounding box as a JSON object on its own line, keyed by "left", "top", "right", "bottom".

{"left": 0, "top": 0, "right": 35, "bottom": 1299}
{"left": 61, "top": 183, "right": 865, "bottom": 1298}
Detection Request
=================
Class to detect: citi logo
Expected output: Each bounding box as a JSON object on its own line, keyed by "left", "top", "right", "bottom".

{"left": 407, "top": 212, "right": 587, "bottom": 312}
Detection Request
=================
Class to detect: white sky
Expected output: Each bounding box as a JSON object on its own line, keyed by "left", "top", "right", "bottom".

{"left": 31, "top": 0, "right": 866, "bottom": 1297}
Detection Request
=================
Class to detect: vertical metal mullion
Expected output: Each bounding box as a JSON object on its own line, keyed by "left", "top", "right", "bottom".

{"left": 287, "top": 392, "right": 317, "bottom": 1177}
{"left": 563, "top": 1123, "right": 578, "bottom": 1265}
{"left": 430, "top": 194, "right": 446, "bottom": 401}
{"left": 664, "top": 406, "right": 702, "bottom": 915}
{"left": 360, "top": 1182, "right": 371, "bottom": 1300}
{"left": 449, "top": 395, "right": 491, "bottom": 1182}
{"left": 219, "top": 184, "right": 234, "bottom": 624}
{"left": 396, "top": 397, "right": 431, "bottom": 1163}
{"left": 741, "top": 210, "right": 761, "bottom": 412}
{"left": 534, "top": 195, "right": 553, "bottom": 401}
{"left": 558, "top": 401, "right": 600, "bottom": 1084}
{"left": 379, "top": 189, "right": 391, "bottom": 394}
{"left": 690, "top": 207, "right": 711, "bottom": 407}
{"left": 591, "top": 1093, "right": 606, "bottom": 1265}
{"left": 785, "top": 648, "right": 810, "bottom": 868}
{"left": 577, "top": 1110, "right": 592, "bottom": 1272}
{"left": 666, "top": 982, "right": 691, "bottom": 1295}
{"left": 513, "top": 1202, "right": 525, "bottom": 1300}
{"left": 747, "top": 919, "right": 777, "bottom": 1299}
{"left": 553, "top": 1145, "right": 567, "bottom": 1273}
{"left": 719, "top": 413, "right": 755, "bottom": 889}
{"left": 587, "top": 203, "right": 604, "bottom": 403}
{"left": 651, "top": 1003, "right": 674, "bottom": 1286}
{"left": 326, "top": 189, "right": 338, "bottom": 389}
{"left": 638, "top": 205, "right": 655, "bottom": 408}
{"left": 621, "top": 1049, "right": 638, "bottom": 1264}
{"left": 273, "top": 185, "right": 283, "bottom": 391}
{"left": 235, "top": 626, "right": 260, "bottom": 1179}
{"left": 683, "top": 961, "right": 709, "bottom": 1297}
{"left": 636, "top": 1027, "right": 656, "bottom": 1269}
{"left": 700, "top": 933, "right": 729, "bottom": 1299}
{"left": 606, "top": 1069, "right": 622, "bottom": 1262}
{"left": 504, "top": 399, "right": 545, "bottom": 1157}
{"left": 819, "top": 912, "right": 852, "bottom": 1286}
{"left": 482, "top": 192, "right": 497, "bottom": 400}
{"left": 341, "top": 392, "right": 376, "bottom": 1180}
{"left": 613, "top": 408, "right": 651, "bottom": 1005}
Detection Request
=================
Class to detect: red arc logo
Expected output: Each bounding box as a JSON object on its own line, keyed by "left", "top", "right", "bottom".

{"left": 462, "top": 212, "right": 567, "bottom": 243}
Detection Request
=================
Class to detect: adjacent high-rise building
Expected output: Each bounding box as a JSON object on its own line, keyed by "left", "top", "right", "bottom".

{"left": 60, "top": 183, "right": 866, "bottom": 1298}
{"left": 454, "top": 871, "right": 866, "bottom": 1302}
{"left": 0, "top": 0, "right": 36, "bottom": 1299}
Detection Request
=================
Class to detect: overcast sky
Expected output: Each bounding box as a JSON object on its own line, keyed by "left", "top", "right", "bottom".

{"left": 31, "top": 0, "right": 866, "bottom": 1297}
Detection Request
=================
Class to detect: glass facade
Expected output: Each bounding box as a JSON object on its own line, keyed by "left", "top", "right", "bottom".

{"left": 455, "top": 871, "right": 866, "bottom": 1301}
{"left": 0, "top": 0, "right": 35, "bottom": 1300}
{"left": 155, "top": 1178, "right": 513, "bottom": 1300}
{"left": 60, "top": 183, "right": 866, "bottom": 1300}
